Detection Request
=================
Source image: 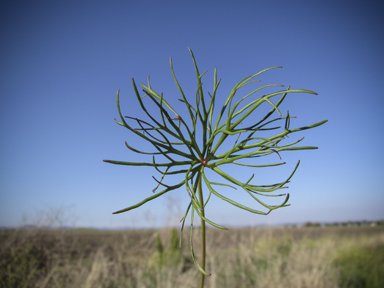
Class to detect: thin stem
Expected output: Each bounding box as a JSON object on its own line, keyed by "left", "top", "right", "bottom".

{"left": 198, "top": 171, "right": 206, "bottom": 288}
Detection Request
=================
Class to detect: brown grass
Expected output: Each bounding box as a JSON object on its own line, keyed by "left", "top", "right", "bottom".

{"left": 1, "top": 226, "right": 383, "bottom": 288}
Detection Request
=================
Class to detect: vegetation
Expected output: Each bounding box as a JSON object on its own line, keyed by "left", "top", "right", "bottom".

{"left": 104, "top": 48, "right": 327, "bottom": 286}
{"left": 1, "top": 226, "right": 383, "bottom": 288}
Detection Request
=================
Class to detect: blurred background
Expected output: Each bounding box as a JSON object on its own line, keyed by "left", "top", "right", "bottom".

{"left": 1, "top": 0, "right": 383, "bottom": 229}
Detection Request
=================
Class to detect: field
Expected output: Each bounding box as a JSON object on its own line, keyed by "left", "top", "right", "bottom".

{"left": 1, "top": 225, "right": 383, "bottom": 288}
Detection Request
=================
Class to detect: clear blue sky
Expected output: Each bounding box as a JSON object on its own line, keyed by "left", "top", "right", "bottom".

{"left": 1, "top": 0, "right": 383, "bottom": 229}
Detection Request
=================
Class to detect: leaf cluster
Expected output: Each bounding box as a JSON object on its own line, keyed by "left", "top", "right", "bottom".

{"left": 104, "top": 48, "right": 327, "bottom": 273}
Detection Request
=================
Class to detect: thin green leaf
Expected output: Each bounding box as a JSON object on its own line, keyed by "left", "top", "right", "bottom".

{"left": 190, "top": 208, "right": 211, "bottom": 276}
{"left": 202, "top": 172, "right": 267, "bottom": 215}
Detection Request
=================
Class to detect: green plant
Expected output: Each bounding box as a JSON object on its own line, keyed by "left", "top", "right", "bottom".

{"left": 170, "top": 228, "right": 180, "bottom": 253}
{"left": 334, "top": 246, "right": 384, "bottom": 288}
{"left": 104, "top": 48, "right": 327, "bottom": 288}
{"left": 155, "top": 234, "right": 164, "bottom": 268}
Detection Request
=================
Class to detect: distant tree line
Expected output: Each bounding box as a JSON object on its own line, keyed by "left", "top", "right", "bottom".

{"left": 302, "top": 220, "right": 384, "bottom": 228}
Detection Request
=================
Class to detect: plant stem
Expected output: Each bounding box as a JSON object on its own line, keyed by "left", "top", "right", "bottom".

{"left": 197, "top": 171, "right": 206, "bottom": 288}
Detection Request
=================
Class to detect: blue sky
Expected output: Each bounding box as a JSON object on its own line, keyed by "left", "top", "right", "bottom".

{"left": 1, "top": 0, "right": 383, "bottom": 229}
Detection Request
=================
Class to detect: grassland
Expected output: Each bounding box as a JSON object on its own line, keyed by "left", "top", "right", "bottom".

{"left": 1, "top": 225, "right": 383, "bottom": 288}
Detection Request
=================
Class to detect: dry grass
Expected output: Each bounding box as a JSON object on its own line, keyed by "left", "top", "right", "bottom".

{"left": 1, "top": 226, "right": 383, "bottom": 288}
